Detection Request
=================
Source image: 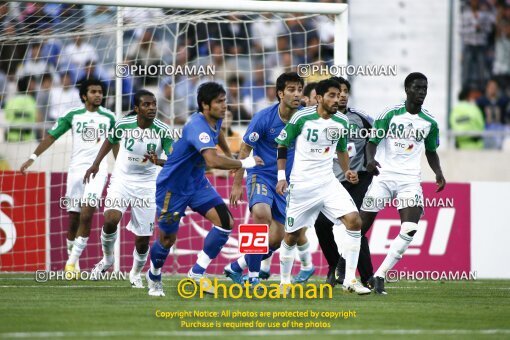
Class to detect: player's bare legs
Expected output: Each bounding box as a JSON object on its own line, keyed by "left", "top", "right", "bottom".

{"left": 372, "top": 207, "right": 422, "bottom": 294}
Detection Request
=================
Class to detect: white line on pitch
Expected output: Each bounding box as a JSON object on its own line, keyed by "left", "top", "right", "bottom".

{"left": 2, "top": 329, "right": 510, "bottom": 338}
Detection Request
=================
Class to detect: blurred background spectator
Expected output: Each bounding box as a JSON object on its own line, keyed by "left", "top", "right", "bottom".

{"left": 450, "top": 88, "right": 485, "bottom": 149}
{"left": 4, "top": 76, "right": 41, "bottom": 142}
{"left": 476, "top": 79, "right": 509, "bottom": 148}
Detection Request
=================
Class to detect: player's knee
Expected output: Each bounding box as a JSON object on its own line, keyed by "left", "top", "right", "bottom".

{"left": 344, "top": 213, "right": 362, "bottom": 231}
{"left": 251, "top": 204, "right": 271, "bottom": 225}
{"left": 215, "top": 204, "right": 233, "bottom": 230}
{"left": 103, "top": 212, "right": 120, "bottom": 233}
{"left": 79, "top": 209, "right": 95, "bottom": 224}
{"left": 251, "top": 208, "right": 271, "bottom": 226}
{"left": 284, "top": 231, "right": 299, "bottom": 246}
{"left": 401, "top": 222, "right": 418, "bottom": 237}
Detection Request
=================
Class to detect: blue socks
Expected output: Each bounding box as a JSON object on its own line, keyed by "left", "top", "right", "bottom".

{"left": 149, "top": 240, "right": 170, "bottom": 281}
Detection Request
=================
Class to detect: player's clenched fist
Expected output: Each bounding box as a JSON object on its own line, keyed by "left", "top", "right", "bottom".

{"left": 345, "top": 170, "right": 359, "bottom": 184}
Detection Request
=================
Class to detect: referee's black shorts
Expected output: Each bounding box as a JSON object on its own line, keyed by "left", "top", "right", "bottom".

{"left": 341, "top": 171, "right": 373, "bottom": 210}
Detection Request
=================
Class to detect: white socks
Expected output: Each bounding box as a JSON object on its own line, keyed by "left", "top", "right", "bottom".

{"left": 279, "top": 240, "right": 296, "bottom": 284}
{"left": 343, "top": 229, "right": 361, "bottom": 284}
{"left": 131, "top": 248, "right": 149, "bottom": 276}
{"left": 66, "top": 236, "right": 88, "bottom": 266}
{"left": 196, "top": 250, "right": 212, "bottom": 270}
{"left": 66, "top": 238, "right": 80, "bottom": 270}
{"left": 297, "top": 241, "right": 313, "bottom": 271}
{"left": 260, "top": 255, "right": 272, "bottom": 273}
{"left": 66, "top": 239, "right": 74, "bottom": 256}
{"left": 101, "top": 227, "right": 118, "bottom": 265}
{"left": 375, "top": 233, "right": 413, "bottom": 279}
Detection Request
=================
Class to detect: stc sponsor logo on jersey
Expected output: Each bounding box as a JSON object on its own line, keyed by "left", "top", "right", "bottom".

{"left": 393, "top": 141, "right": 415, "bottom": 152}
{"left": 309, "top": 147, "right": 331, "bottom": 154}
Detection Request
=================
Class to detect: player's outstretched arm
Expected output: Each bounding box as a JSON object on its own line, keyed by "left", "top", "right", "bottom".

{"left": 202, "top": 148, "right": 263, "bottom": 170}
{"left": 19, "top": 135, "right": 56, "bottom": 174}
{"left": 83, "top": 139, "right": 114, "bottom": 184}
{"left": 365, "top": 142, "right": 381, "bottom": 176}
{"left": 337, "top": 151, "right": 359, "bottom": 184}
{"left": 276, "top": 145, "right": 288, "bottom": 195}
{"left": 425, "top": 150, "right": 446, "bottom": 192}
{"left": 230, "top": 142, "right": 253, "bottom": 207}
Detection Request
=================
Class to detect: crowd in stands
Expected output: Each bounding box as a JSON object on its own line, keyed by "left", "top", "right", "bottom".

{"left": 0, "top": 1, "right": 338, "bottom": 144}
{"left": 454, "top": 0, "right": 510, "bottom": 149}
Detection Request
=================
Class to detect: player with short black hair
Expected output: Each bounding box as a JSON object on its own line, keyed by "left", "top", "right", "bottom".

{"left": 20, "top": 78, "right": 116, "bottom": 277}
{"left": 84, "top": 90, "right": 172, "bottom": 288}
{"left": 275, "top": 78, "right": 370, "bottom": 295}
{"left": 145, "top": 82, "right": 263, "bottom": 296}
{"left": 225, "top": 72, "right": 315, "bottom": 286}
{"left": 361, "top": 72, "right": 445, "bottom": 294}
{"left": 302, "top": 82, "right": 317, "bottom": 107}
{"left": 312, "top": 76, "right": 375, "bottom": 287}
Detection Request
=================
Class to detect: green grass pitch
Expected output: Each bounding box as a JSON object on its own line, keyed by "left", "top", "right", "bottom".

{"left": 0, "top": 274, "right": 509, "bottom": 339}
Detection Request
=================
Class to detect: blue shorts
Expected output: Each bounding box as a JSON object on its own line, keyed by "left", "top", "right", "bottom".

{"left": 246, "top": 174, "right": 286, "bottom": 225}
{"left": 156, "top": 183, "right": 224, "bottom": 234}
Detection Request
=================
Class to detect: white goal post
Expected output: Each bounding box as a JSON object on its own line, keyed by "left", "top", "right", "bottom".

{"left": 1, "top": 0, "right": 348, "bottom": 275}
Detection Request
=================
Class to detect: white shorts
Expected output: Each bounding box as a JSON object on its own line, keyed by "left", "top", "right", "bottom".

{"left": 65, "top": 169, "right": 107, "bottom": 213}
{"left": 105, "top": 179, "right": 156, "bottom": 236}
{"left": 361, "top": 175, "right": 424, "bottom": 212}
{"left": 285, "top": 180, "right": 358, "bottom": 233}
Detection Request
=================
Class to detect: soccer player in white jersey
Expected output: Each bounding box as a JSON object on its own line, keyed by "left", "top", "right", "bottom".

{"left": 20, "top": 79, "right": 116, "bottom": 277}
{"left": 275, "top": 79, "right": 371, "bottom": 295}
{"left": 360, "top": 72, "right": 446, "bottom": 294}
{"left": 84, "top": 90, "right": 173, "bottom": 288}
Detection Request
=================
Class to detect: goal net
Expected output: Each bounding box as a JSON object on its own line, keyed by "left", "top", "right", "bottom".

{"left": 0, "top": 1, "right": 346, "bottom": 276}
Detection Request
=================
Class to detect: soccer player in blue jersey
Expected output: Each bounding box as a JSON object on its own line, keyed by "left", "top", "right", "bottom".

{"left": 145, "top": 82, "right": 263, "bottom": 297}
{"left": 225, "top": 72, "right": 315, "bottom": 286}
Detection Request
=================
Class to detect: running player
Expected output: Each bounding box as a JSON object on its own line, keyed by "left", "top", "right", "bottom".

{"left": 84, "top": 89, "right": 172, "bottom": 288}
{"left": 145, "top": 82, "right": 263, "bottom": 296}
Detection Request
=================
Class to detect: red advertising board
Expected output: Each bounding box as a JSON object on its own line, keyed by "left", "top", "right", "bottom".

{"left": 367, "top": 183, "right": 471, "bottom": 273}
{"left": 0, "top": 171, "right": 46, "bottom": 271}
